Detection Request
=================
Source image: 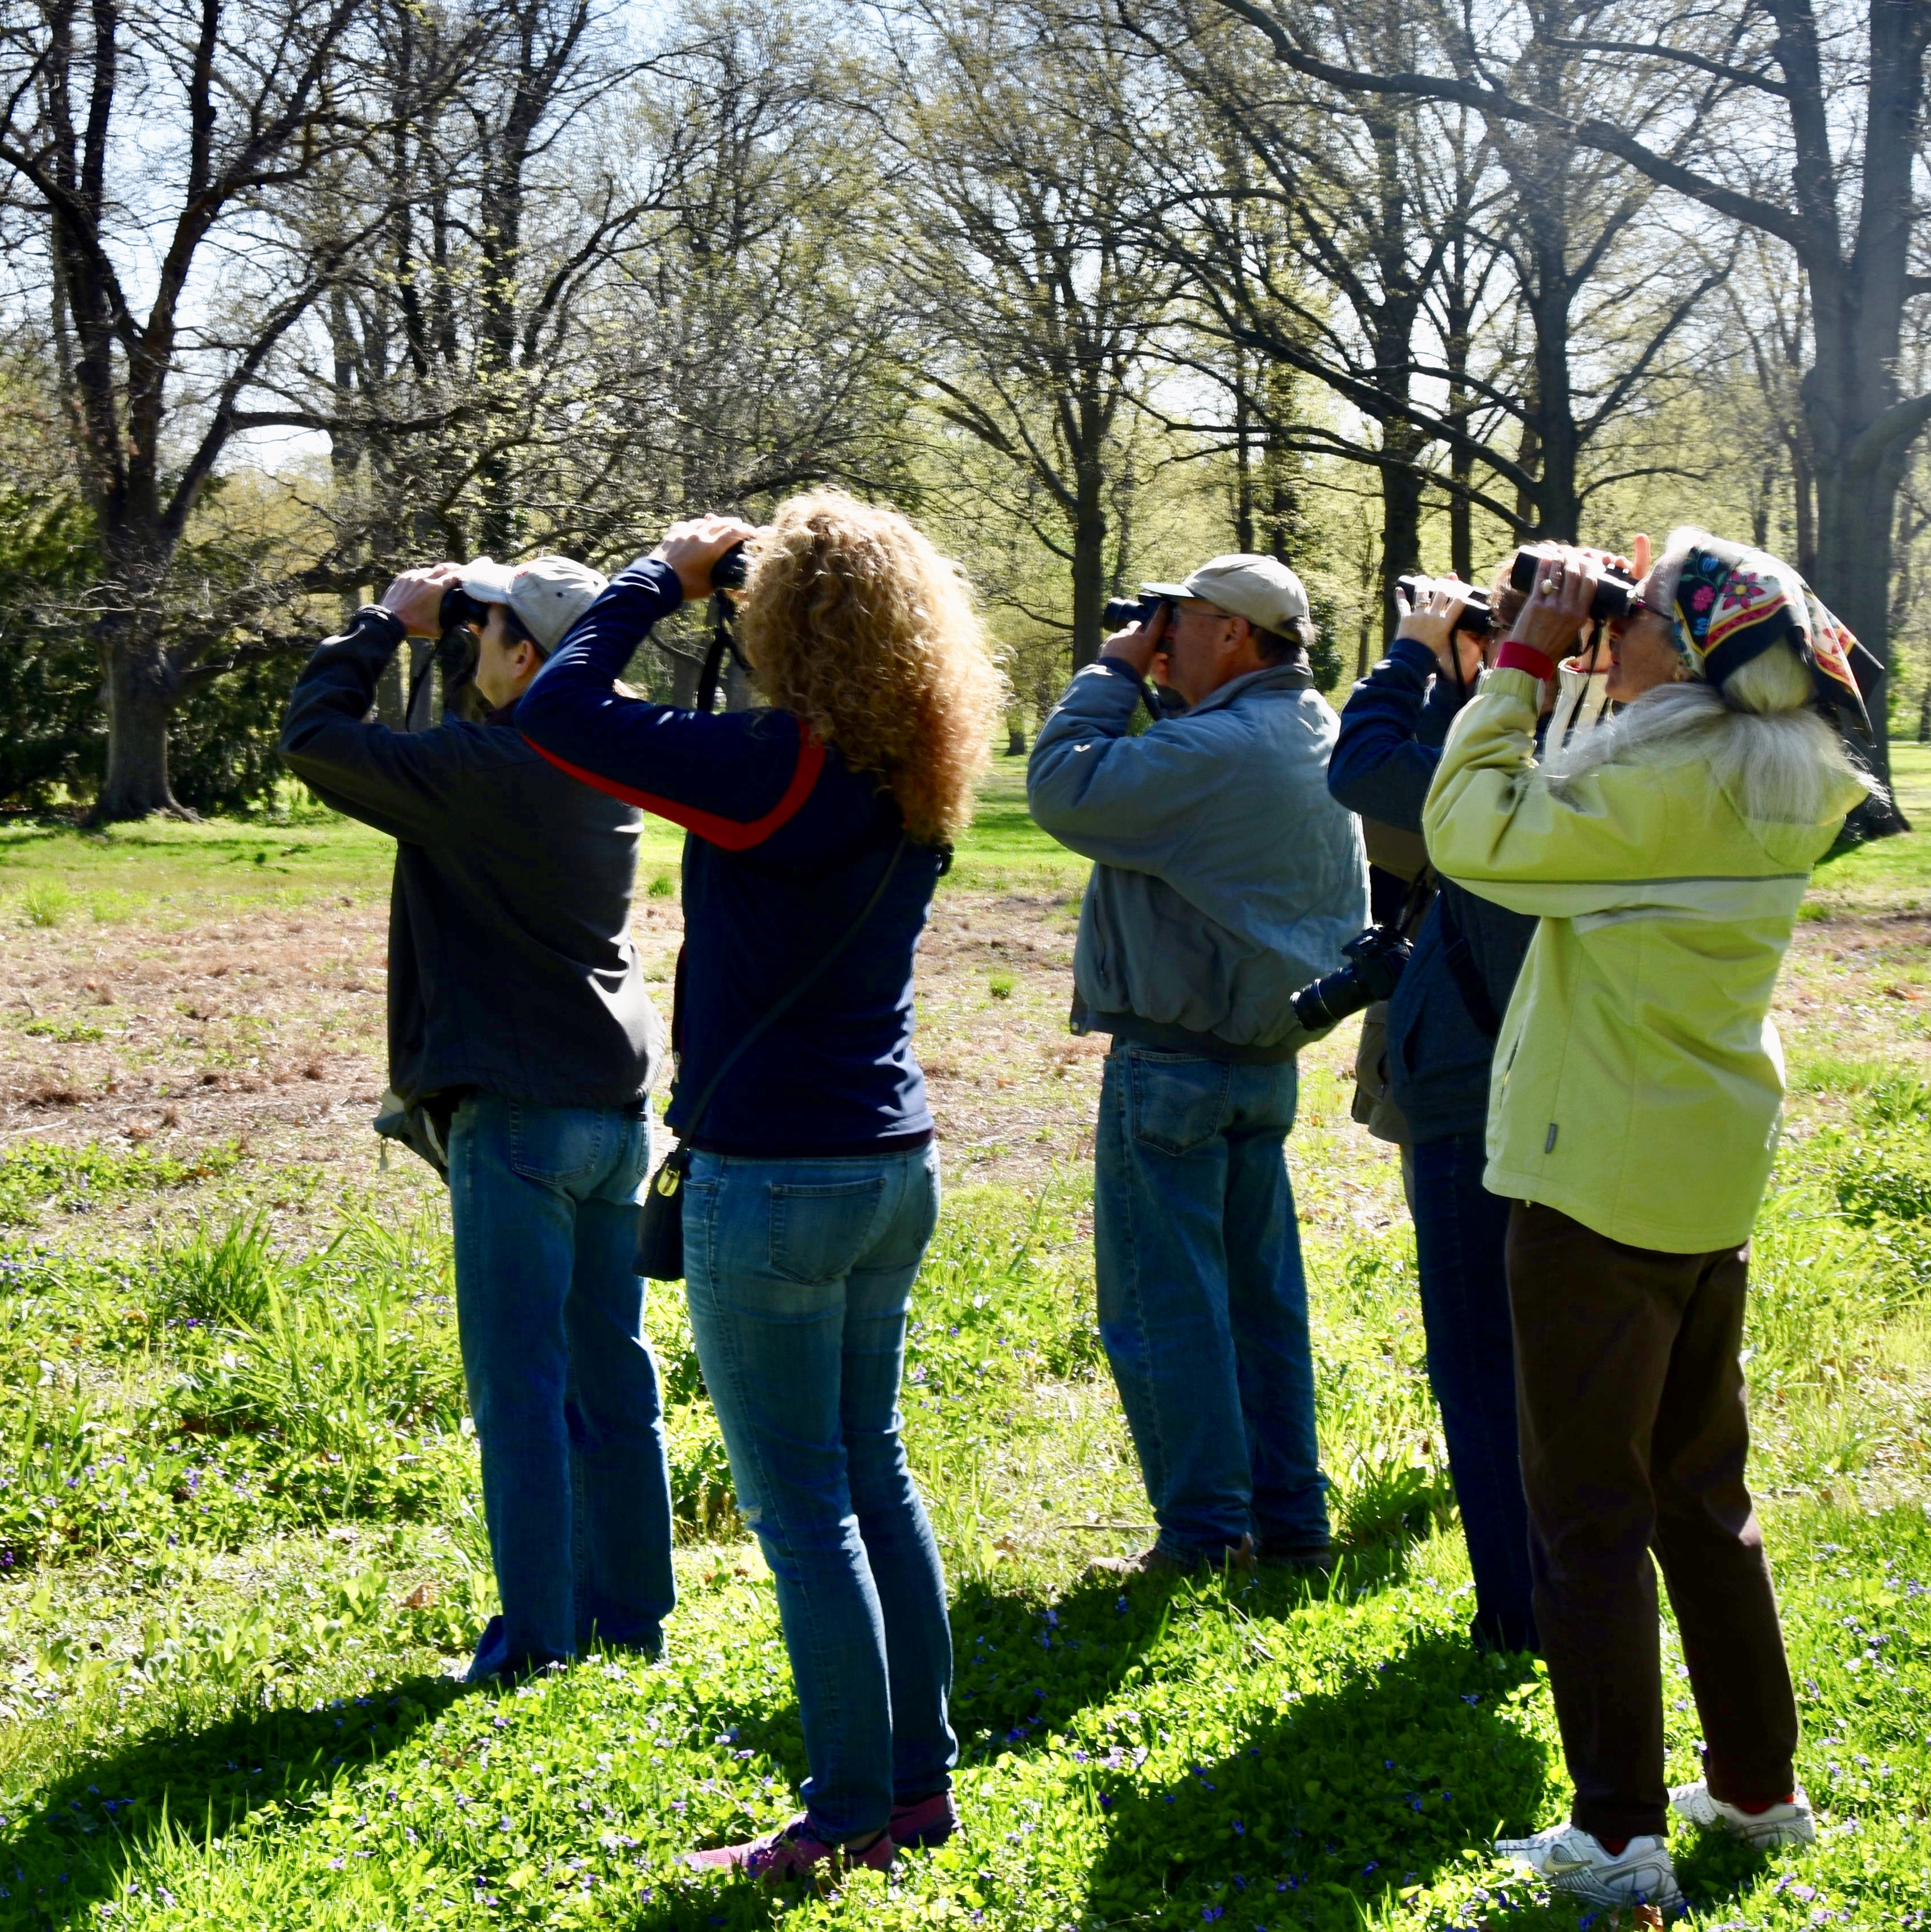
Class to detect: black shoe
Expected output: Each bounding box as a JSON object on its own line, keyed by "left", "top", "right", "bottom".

{"left": 1086, "top": 1533, "right": 1256, "bottom": 1581}
{"left": 1256, "top": 1541, "right": 1334, "bottom": 1575}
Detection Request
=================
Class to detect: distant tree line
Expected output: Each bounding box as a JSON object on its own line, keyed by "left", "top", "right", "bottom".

{"left": 0, "top": 0, "right": 1924, "bottom": 825}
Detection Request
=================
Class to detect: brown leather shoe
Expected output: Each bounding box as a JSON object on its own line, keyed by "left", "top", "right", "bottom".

{"left": 1087, "top": 1533, "right": 1256, "bottom": 1581}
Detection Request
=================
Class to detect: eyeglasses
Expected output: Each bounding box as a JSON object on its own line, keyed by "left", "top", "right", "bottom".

{"left": 1610, "top": 594, "right": 1667, "bottom": 626}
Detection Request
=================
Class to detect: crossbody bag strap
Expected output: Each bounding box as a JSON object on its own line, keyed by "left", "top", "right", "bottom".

{"left": 669, "top": 832, "right": 911, "bottom": 1152}
{"left": 1436, "top": 884, "right": 1503, "bottom": 1039}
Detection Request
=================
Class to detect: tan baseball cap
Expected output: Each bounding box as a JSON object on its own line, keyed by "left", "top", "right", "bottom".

{"left": 1141, "top": 553, "right": 1312, "bottom": 637}
{"left": 459, "top": 554, "right": 609, "bottom": 653}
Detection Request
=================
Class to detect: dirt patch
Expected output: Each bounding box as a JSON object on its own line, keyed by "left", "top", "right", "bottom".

{"left": 0, "top": 899, "right": 392, "bottom": 1166}
{"left": 1780, "top": 906, "right": 1931, "bottom": 1090}
{"left": 0, "top": 871, "right": 1897, "bottom": 1228}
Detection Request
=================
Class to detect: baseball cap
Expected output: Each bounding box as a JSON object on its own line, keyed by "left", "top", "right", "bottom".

{"left": 1140, "top": 553, "right": 1312, "bottom": 637}
{"left": 459, "top": 554, "right": 609, "bottom": 653}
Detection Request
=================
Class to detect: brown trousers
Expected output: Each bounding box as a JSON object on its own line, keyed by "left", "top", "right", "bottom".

{"left": 1506, "top": 1200, "right": 1798, "bottom": 1842}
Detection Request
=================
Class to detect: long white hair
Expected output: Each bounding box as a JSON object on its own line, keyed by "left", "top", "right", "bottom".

{"left": 1543, "top": 528, "right": 1880, "bottom": 826}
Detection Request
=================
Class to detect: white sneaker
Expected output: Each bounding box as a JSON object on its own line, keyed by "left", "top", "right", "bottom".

{"left": 1494, "top": 1822, "right": 1684, "bottom": 1912}
{"left": 1670, "top": 1779, "right": 1815, "bottom": 1849}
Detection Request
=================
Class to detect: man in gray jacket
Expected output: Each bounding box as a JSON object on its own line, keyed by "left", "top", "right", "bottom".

{"left": 1029, "top": 555, "right": 1367, "bottom": 1578}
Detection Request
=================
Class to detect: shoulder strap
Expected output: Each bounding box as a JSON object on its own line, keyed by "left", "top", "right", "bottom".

{"left": 1436, "top": 885, "right": 1503, "bottom": 1039}
{"left": 672, "top": 833, "right": 911, "bottom": 1144}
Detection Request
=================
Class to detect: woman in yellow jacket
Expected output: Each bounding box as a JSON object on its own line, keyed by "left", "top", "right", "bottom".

{"left": 1423, "top": 530, "right": 1876, "bottom": 1913}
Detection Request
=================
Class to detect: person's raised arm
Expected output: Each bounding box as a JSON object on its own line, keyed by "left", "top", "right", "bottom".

{"left": 280, "top": 565, "right": 475, "bottom": 843}
{"left": 516, "top": 515, "right": 832, "bottom": 847}
{"left": 1329, "top": 581, "right": 1475, "bottom": 829}
{"left": 1423, "top": 547, "right": 1671, "bottom": 914}
{"left": 1027, "top": 610, "right": 1229, "bottom": 875}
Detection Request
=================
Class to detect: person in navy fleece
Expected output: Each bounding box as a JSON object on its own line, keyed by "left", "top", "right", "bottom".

{"left": 517, "top": 493, "right": 1003, "bottom": 1885}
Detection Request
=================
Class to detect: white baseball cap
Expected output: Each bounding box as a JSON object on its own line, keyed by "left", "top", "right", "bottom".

{"left": 1140, "top": 553, "right": 1312, "bottom": 637}
{"left": 459, "top": 554, "right": 609, "bottom": 653}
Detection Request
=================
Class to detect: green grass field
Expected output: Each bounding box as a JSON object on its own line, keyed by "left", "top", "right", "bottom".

{"left": 0, "top": 750, "right": 1928, "bottom": 1929}
{"left": 0, "top": 750, "right": 1082, "bottom": 921}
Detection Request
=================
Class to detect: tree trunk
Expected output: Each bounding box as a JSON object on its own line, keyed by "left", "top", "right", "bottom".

{"left": 1232, "top": 363, "right": 1255, "bottom": 551}
{"left": 669, "top": 647, "right": 700, "bottom": 711}
{"left": 1813, "top": 448, "right": 1909, "bottom": 830}
{"left": 1006, "top": 720, "right": 1028, "bottom": 756}
{"left": 92, "top": 615, "right": 188, "bottom": 822}
{"left": 1791, "top": 435, "right": 1817, "bottom": 582}
{"left": 1070, "top": 456, "right": 1110, "bottom": 668}
{"left": 1521, "top": 225, "right": 1582, "bottom": 542}
{"left": 1379, "top": 426, "right": 1425, "bottom": 646}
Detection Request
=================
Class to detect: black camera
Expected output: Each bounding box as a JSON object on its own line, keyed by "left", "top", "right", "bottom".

{"left": 1396, "top": 575, "right": 1493, "bottom": 635}
{"left": 1509, "top": 548, "right": 1638, "bottom": 622}
{"left": 710, "top": 542, "right": 749, "bottom": 593}
{"left": 1291, "top": 925, "right": 1412, "bottom": 1033}
{"left": 1103, "top": 592, "right": 1172, "bottom": 632}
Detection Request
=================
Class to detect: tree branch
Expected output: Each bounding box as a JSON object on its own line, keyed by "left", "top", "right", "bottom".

{"left": 1847, "top": 391, "right": 1931, "bottom": 474}
{"left": 1201, "top": 0, "right": 1813, "bottom": 253}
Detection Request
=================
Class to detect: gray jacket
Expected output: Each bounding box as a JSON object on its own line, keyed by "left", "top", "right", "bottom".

{"left": 1028, "top": 659, "right": 1369, "bottom": 1057}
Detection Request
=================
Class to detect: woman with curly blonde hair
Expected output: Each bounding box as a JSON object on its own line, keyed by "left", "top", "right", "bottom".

{"left": 517, "top": 493, "right": 1003, "bottom": 1885}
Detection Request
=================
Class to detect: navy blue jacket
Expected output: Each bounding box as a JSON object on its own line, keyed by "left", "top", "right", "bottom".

{"left": 1328, "top": 637, "right": 1536, "bottom": 1146}
{"left": 515, "top": 559, "right": 939, "bottom": 1155}
{"left": 281, "top": 607, "right": 662, "bottom": 1110}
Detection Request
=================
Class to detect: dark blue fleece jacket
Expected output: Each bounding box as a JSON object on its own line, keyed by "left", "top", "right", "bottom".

{"left": 515, "top": 559, "right": 940, "bottom": 1155}
{"left": 1328, "top": 636, "right": 1536, "bottom": 1146}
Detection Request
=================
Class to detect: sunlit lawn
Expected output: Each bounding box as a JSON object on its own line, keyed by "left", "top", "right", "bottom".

{"left": 0, "top": 748, "right": 1927, "bottom": 1928}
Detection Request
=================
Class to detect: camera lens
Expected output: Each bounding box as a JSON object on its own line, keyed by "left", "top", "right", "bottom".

{"left": 1103, "top": 594, "right": 1160, "bottom": 631}
{"left": 710, "top": 543, "right": 749, "bottom": 593}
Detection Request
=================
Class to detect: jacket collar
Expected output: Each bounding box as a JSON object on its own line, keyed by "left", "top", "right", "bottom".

{"left": 1182, "top": 661, "right": 1315, "bottom": 720}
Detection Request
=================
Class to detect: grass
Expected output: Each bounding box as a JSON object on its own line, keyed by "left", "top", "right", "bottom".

{"left": 0, "top": 749, "right": 1077, "bottom": 922}
{"left": 0, "top": 750, "right": 1926, "bottom": 1929}
{"left": 0, "top": 1077, "right": 1925, "bottom": 1930}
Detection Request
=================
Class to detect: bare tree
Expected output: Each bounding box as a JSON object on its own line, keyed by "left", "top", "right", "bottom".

{"left": 1210, "top": 0, "right": 1928, "bottom": 823}
{"left": 1139, "top": 0, "right": 1722, "bottom": 647}
{"left": 888, "top": 0, "right": 1178, "bottom": 666}
{"left": 0, "top": 0, "right": 372, "bottom": 818}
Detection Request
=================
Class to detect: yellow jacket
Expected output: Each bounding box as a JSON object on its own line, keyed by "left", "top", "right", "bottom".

{"left": 1421, "top": 667, "right": 1860, "bottom": 1253}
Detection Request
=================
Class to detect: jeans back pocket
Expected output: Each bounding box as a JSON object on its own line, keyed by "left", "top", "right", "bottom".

{"left": 508, "top": 1102, "right": 610, "bottom": 1186}
{"left": 1127, "top": 1051, "right": 1232, "bottom": 1156}
{"left": 768, "top": 1178, "right": 888, "bottom": 1285}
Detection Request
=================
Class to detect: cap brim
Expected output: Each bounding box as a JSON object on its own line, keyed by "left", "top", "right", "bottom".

{"left": 459, "top": 558, "right": 517, "bottom": 603}
{"left": 1137, "top": 581, "right": 1193, "bottom": 600}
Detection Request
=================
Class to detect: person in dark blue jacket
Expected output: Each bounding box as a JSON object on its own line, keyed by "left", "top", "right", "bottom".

{"left": 1329, "top": 576, "right": 1543, "bottom": 1655}
{"left": 517, "top": 493, "right": 1004, "bottom": 1885}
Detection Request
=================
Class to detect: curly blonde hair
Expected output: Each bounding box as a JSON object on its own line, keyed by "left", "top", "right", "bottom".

{"left": 738, "top": 491, "right": 1005, "bottom": 845}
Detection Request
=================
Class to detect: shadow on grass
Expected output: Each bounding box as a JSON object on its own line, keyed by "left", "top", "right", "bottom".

{"left": 944, "top": 1568, "right": 1323, "bottom": 1758}
{"left": 0, "top": 1673, "right": 462, "bottom": 1926}
{"left": 649, "top": 1621, "right": 1554, "bottom": 1932}
{"left": 1079, "top": 1632, "right": 1548, "bottom": 1930}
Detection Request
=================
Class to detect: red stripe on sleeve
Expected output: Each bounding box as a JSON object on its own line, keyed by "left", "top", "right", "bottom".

{"left": 523, "top": 732, "right": 828, "bottom": 851}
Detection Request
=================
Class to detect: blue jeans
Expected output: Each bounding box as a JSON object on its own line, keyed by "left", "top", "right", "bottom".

{"left": 447, "top": 1094, "right": 675, "bottom": 1681}
{"left": 1094, "top": 1044, "right": 1328, "bottom": 1560}
{"left": 1410, "top": 1129, "right": 1538, "bottom": 1653}
{"left": 684, "top": 1144, "right": 955, "bottom": 1841}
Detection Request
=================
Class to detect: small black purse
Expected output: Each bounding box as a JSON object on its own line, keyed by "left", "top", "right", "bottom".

{"left": 637, "top": 835, "right": 909, "bottom": 1281}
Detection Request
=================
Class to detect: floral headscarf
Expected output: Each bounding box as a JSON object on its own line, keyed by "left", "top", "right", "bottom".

{"left": 1667, "top": 543, "right": 1871, "bottom": 735}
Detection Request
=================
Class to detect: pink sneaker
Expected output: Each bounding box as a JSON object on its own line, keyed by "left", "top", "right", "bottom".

{"left": 890, "top": 1791, "right": 959, "bottom": 1849}
{"left": 687, "top": 1815, "right": 894, "bottom": 1884}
